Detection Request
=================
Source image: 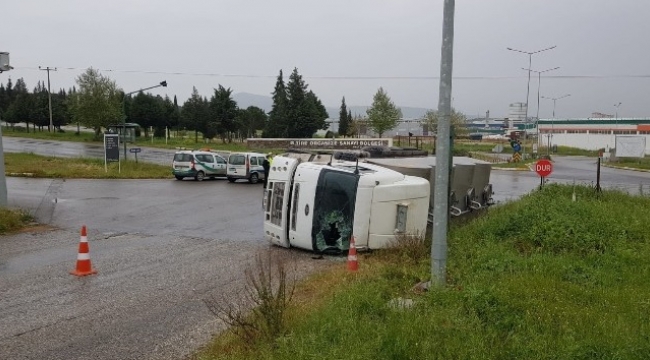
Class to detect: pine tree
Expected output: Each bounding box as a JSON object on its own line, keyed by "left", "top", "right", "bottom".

{"left": 366, "top": 87, "right": 401, "bottom": 138}
{"left": 347, "top": 110, "right": 353, "bottom": 136}
{"left": 286, "top": 68, "right": 328, "bottom": 138}
{"left": 338, "top": 97, "right": 349, "bottom": 137}
{"left": 286, "top": 68, "right": 308, "bottom": 138}
{"left": 264, "top": 70, "right": 288, "bottom": 138}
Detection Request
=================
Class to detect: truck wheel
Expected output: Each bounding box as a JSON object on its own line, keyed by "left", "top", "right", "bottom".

{"left": 195, "top": 171, "right": 205, "bottom": 181}
{"left": 175, "top": 176, "right": 183, "bottom": 181}
{"left": 249, "top": 173, "right": 259, "bottom": 184}
{"left": 227, "top": 177, "right": 236, "bottom": 183}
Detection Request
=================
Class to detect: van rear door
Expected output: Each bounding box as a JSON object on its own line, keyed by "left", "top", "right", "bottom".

{"left": 263, "top": 156, "right": 300, "bottom": 248}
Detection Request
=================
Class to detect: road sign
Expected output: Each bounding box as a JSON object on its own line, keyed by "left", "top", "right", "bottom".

{"left": 129, "top": 148, "right": 142, "bottom": 153}
{"left": 104, "top": 133, "right": 120, "bottom": 173}
{"left": 512, "top": 152, "right": 521, "bottom": 162}
{"left": 104, "top": 134, "right": 119, "bottom": 163}
{"left": 535, "top": 159, "right": 553, "bottom": 177}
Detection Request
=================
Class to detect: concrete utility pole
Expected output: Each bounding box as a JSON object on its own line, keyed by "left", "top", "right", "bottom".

{"left": 39, "top": 66, "right": 57, "bottom": 133}
{"left": 431, "top": 0, "right": 455, "bottom": 285}
{"left": 0, "top": 51, "right": 13, "bottom": 207}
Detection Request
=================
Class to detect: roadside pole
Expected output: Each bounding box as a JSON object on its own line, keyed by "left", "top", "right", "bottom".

{"left": 431, "top": 0, "right": 455, "bottom": 286}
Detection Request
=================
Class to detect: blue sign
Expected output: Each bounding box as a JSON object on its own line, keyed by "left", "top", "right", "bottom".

{"left": 513, "top": 143, "right": 521, "bottom": 153}
{"left": 129, "top": 148, "right": 142, "bottom": 154}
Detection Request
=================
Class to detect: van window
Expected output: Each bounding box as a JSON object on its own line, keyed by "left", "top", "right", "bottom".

{"left": 229, "top": 154, "right": 246, "bottom": 165}
{"left": 196, "top": 154, "right": 214, "bottom": 163}
{"left": 174, "top": 153, "right": 193, "bottom": 162}
{"left": 250, "top": 157, "right": 258, "bottom": 166}
{"left": 216, "top": 157, "right": 226, "bottom": 164}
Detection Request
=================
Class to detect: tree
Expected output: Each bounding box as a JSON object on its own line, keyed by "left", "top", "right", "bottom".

{"left": 348, "top": 114, "right": 368, "bottom": 138}
{"left": 68, "top": 68, "right": 122, "bottom": 138}
{"left": 264, "top": 70, "right": 288, "bottom": 138}
{"left": 366, "top": 87, "right": 401, "bottom": 137}
{"left": 237, "top": 106, "right": 267, "bottom": 139}
{"left": 285, "top": 68, "right": 329, "bottom": 138}
{"left": 338, "top": 97, "right": 349, "bottom": 137}
{"left": 347, "top": 110, "right": 353, "bottom": 136}
{"left": 209, "top": 85, "right": 238, "bottom": 142}
{"left": 422, "top": 108, "right": 469, "bottom": 138}
{"left": 32, "top": 81, "right": 50, "bottom": 130}
{"left": 129, "top": 92, "right": 165, "bottom": 137}
{"left": 4, "top": 78, "right": 31, "bottom": 131}
{"left": 180, "top": 87, "right": 210, "bottom": 142}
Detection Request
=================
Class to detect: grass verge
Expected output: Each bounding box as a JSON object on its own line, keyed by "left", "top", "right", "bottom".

{"left": 607, "top": 156, "right": 650, "bottom": 171}
{"left": 0, "top": 208, "right": 33, "bottom": 234}
{"left": 5, "top": 153, "right": 172, "bottom": 179}
{"left": 195, "top": 184, "right": 650, "bottom": 359}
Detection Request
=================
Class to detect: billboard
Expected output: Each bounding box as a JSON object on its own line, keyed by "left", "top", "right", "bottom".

{"left": 615, "top": 135, "right": 646, "bottom": 158}
{"left": 0, "top": 52, "right": 13, "bottom": 72}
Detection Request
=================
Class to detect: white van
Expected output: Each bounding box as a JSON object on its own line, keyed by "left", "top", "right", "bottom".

{"left": 172, "top": 150, "right": 227, "bottom": 181}
{"left": 226, "top": 152, "right": 268, "bottom": 183}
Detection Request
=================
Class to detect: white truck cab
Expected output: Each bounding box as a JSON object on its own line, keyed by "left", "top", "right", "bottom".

{"left": 263, "top": 156, "right": 430, "bottom": 253}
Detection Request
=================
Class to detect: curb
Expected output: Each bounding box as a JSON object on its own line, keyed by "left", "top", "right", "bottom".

{"left": 601, "top": 164, "right": 650, "bottom": 173}
{"left": 492, "top": 167, "right": 530, "bottom": 172}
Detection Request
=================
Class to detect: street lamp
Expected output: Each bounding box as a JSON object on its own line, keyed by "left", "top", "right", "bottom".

{"left": 121, "top": 81, "right": 167, "bottom": 159}
{"left": 507, "top": 45, "right": 556, "bottom": 159}
{"left": 524, "top": 66, "right": 559, "bottom": 150}
{"left": 541, "top": 94, "right": 571, "bottom": 155}
{"left": 614, "top": 102, "right": 622, "bottom": 128}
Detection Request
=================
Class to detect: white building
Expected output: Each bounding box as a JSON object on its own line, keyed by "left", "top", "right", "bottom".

{"left": 538, "top": 118, "right": 650, "bottom": 154}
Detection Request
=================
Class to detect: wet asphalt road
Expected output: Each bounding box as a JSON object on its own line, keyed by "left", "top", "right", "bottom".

{"left": 1, "top": 176, "right": 326, "bottom": 360}
{"left": 2, "top": 138, "right": 650, "bottom": 359}
{"left": 2, "top": 137, "right": 202, "bottom": 166}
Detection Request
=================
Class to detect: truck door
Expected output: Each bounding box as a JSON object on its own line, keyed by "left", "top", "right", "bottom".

{"left": 263, "top": 157, "right": 300, "bottom": 248}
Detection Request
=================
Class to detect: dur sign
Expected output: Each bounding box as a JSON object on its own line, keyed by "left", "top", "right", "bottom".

{"left": 535, "top": 159, "right": 553, "bottom": 178}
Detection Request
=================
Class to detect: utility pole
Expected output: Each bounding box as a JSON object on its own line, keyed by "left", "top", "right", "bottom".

{"left": 0, "top": 51, "right": 14, "bottom": 207}
{"left": 431, "top": 0, "right": 455, "bottom": 286}
{"left": 39, "top": 66, "right": 57, "bottom": 133}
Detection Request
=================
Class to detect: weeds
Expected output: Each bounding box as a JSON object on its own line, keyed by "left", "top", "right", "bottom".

{"left": 203, "top": 250, "right": 296, "bottom": 347}
{"left": 0, "top": 208, "right": 33, "bottom": 233}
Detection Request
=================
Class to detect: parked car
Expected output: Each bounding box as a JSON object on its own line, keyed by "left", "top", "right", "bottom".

{"left": 172, "top": 150, "right": 227, "bottom": 181}
{"left": 226, "top": 152, "right": 267, "bottom": 183}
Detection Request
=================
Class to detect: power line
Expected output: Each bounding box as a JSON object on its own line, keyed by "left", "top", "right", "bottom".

{"left": 12, "top": 66, "right": 650, "bottom": 80}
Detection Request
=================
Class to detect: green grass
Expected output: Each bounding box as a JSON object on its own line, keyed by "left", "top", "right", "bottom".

{"left": 609, "top": 156, "right": 650, "bottom": 170}
{"left": 197, "top": 185, "right": 650, "bottom": 359}
{"left": 0, "top": 208, "right": 33, "bottom": 234}
{"left": 5, "top": 153, "right": 173, "bottom": 179}
{"left": 2, "top": 125, "right": 97, "bottom": 142}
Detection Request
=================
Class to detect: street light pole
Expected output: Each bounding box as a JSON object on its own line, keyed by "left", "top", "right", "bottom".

{"left": 524, "top": 66, "right": 559, "bottom": 152}
{"left": 507, "top": 45, "right": 556, "bottom": 159}
{"left": 121, "top": 81, "right": 167, "bottom": 160}
{"left": 541, "top": 94, "right": 570, "bottom": 156}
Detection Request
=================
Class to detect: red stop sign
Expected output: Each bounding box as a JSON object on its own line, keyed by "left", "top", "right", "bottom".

{"left": 535, "top": 159, "right": 553, "bottom": 177}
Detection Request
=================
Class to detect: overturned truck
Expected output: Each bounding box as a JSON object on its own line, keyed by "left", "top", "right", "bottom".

{"left": 264, "top": 147, "right": 494, "bottom": 252}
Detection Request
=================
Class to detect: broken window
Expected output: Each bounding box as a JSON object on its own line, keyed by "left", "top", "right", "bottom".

{"left": 312, "top": 169, "right": 359, "bottom": 254}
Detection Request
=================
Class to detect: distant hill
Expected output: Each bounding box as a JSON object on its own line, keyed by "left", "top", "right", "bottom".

{"left": 233, "top": 92, "right": 431, "bottom": 119}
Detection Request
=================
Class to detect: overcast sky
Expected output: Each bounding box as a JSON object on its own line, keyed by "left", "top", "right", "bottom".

{"left": 3, "top": 0, "right": 649, "bottom": 119}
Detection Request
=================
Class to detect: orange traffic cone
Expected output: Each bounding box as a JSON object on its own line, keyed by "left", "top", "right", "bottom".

{"left": 347, "top": 236, "right": 359, "bottom": 272}
{"left": 70, "top": 225, "right": 97, "bottom": 276}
